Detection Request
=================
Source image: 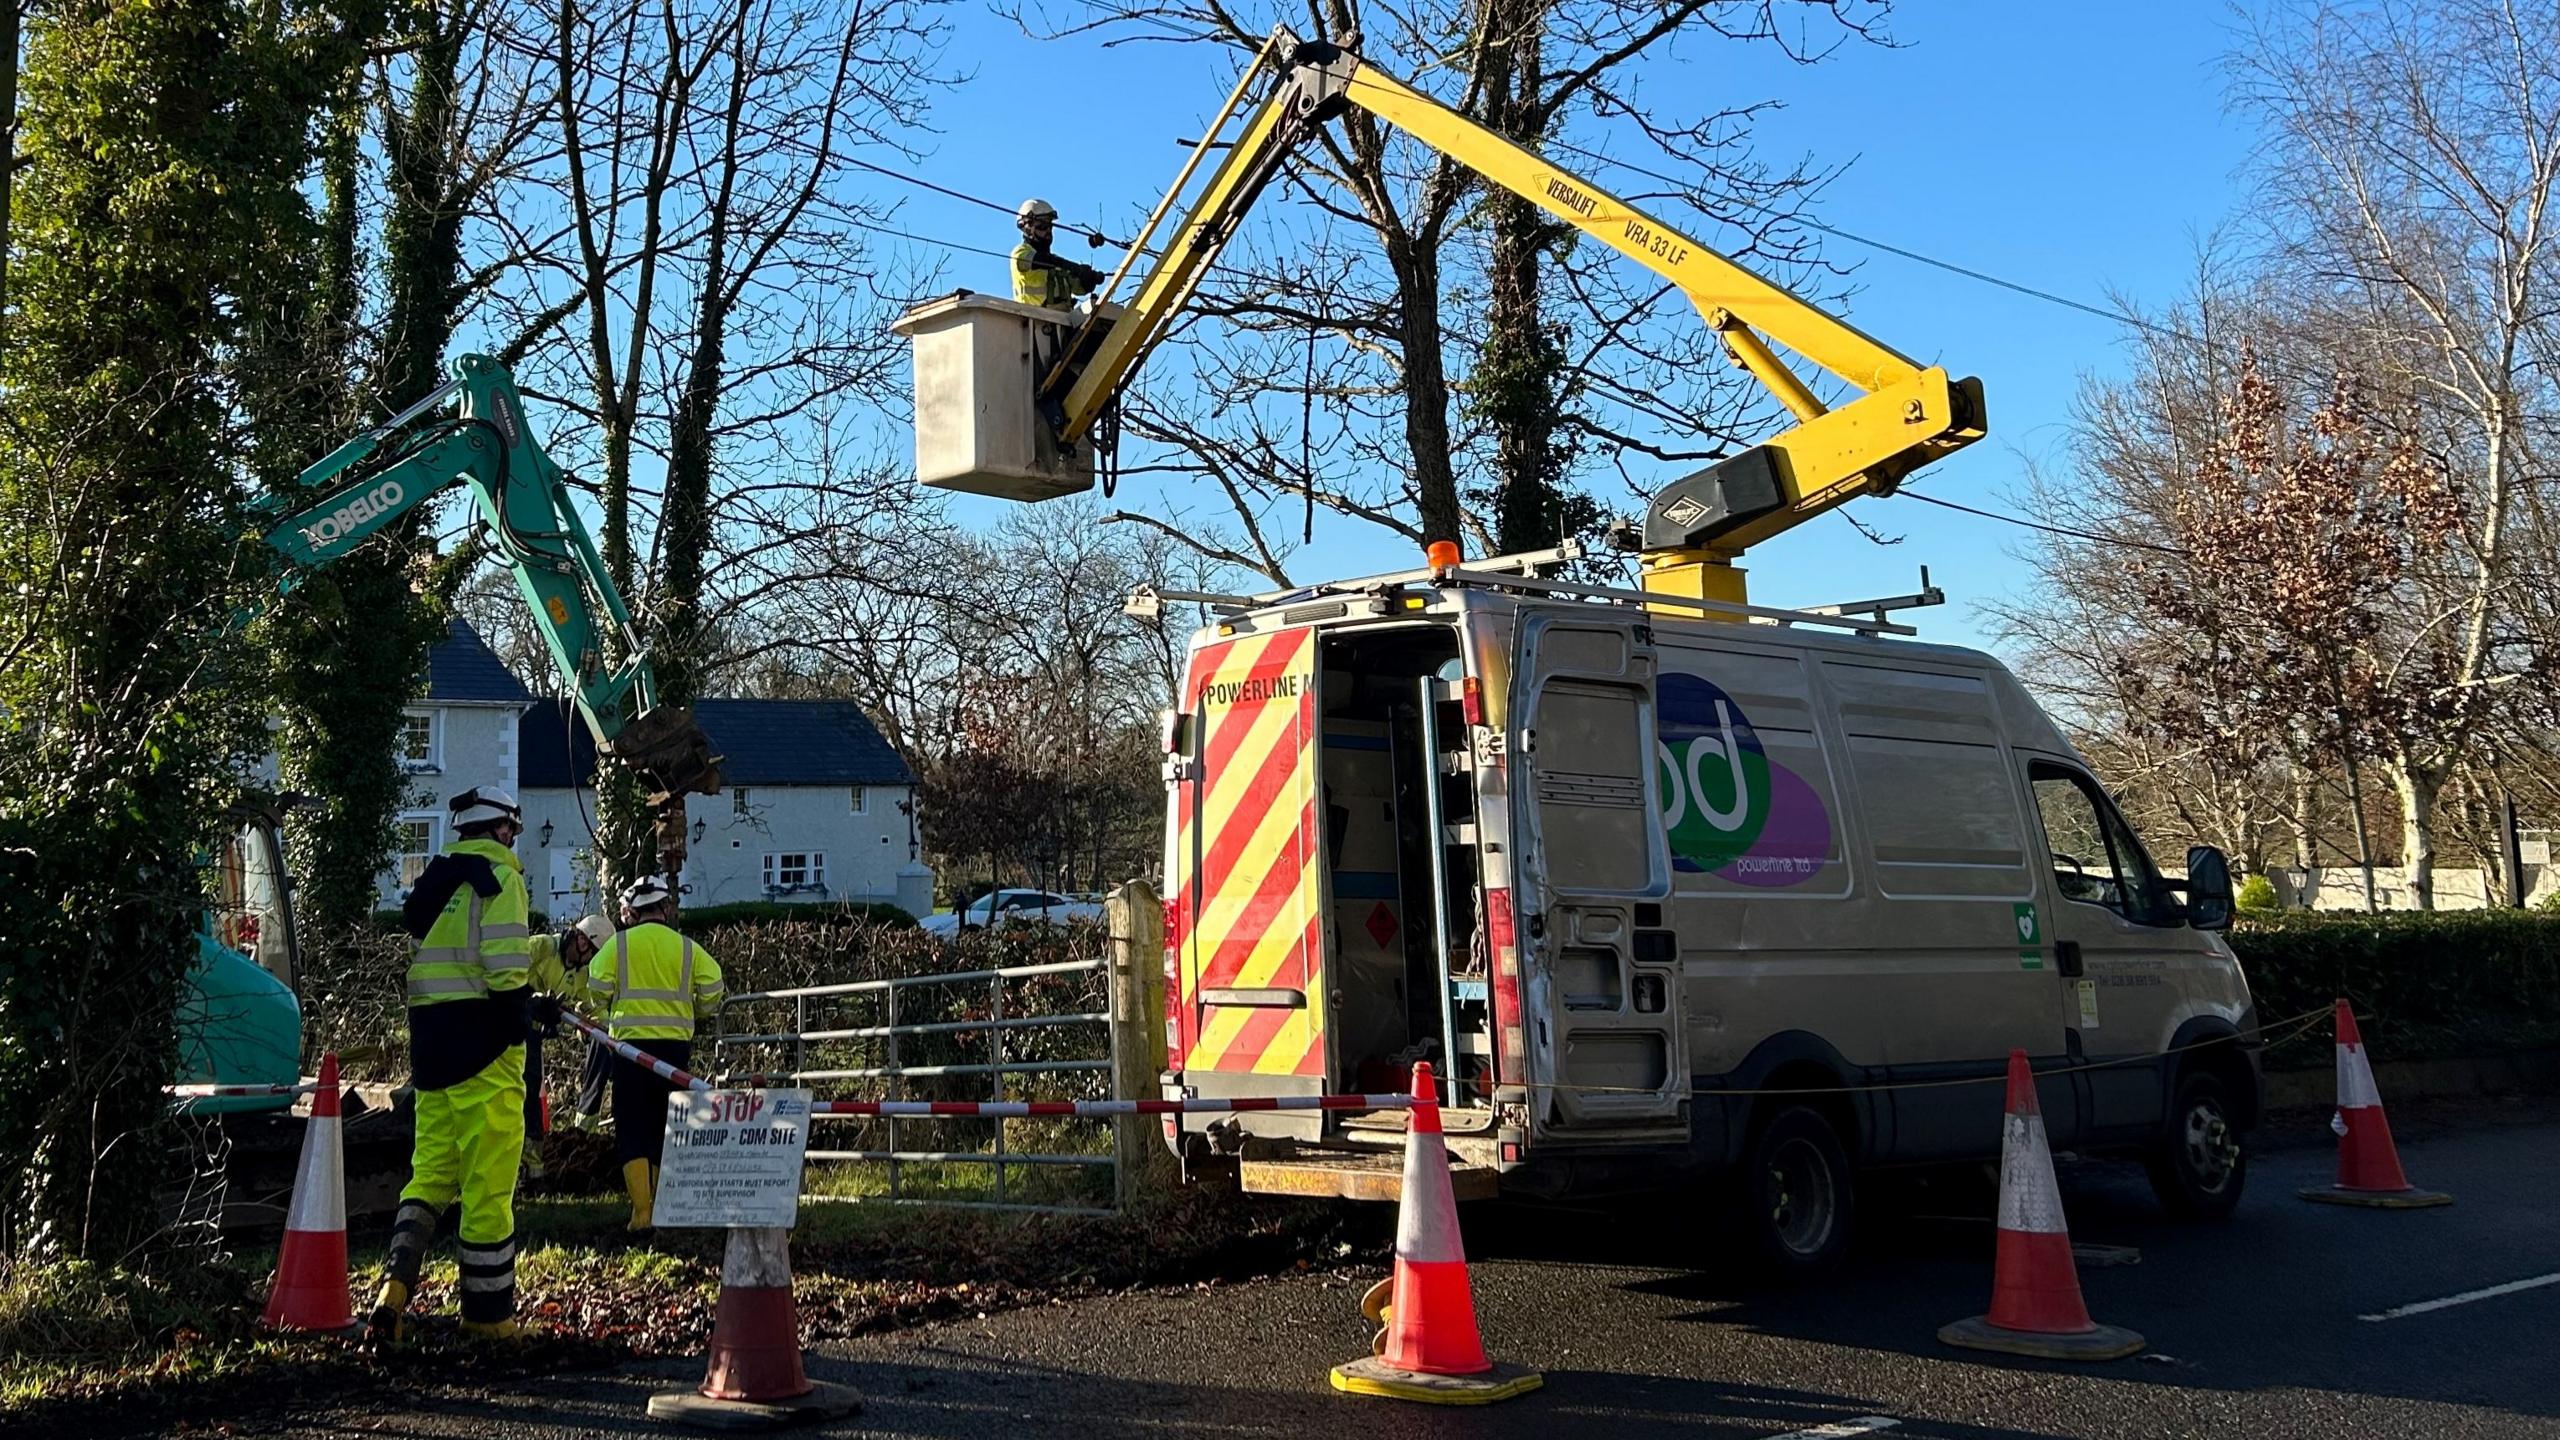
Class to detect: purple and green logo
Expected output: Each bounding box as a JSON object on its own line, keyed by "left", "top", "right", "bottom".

{"left": 1655, "top": 673, "right": 1833, "bottom": 887}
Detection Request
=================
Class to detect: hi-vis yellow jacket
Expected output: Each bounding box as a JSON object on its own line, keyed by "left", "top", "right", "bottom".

{"left": 586, "top": 922, "right": 725, "bottom": 1040}
{"left": 410, "top": 839, "right": 532, "bottom": 1005}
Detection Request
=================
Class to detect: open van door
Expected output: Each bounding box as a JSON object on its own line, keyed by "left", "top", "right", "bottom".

{"left": 1514, "top": 614, "right": 1688, "bottom": 1143}
{"left": 1168, "top": 627, "right": 1330, "bottom": 1140}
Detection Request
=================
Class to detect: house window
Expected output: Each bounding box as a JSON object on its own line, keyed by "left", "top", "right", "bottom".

{"left": 399, "top": 711, "right": 440, "bottom": 772}
{"left": 395, "top": 814, "right": 441, "bottom": 887}
{"left": 849, "top": 787, "right": 866, "bottom": 814}
{"left": 762, "top": 852, "right": 826, "bottom": 892}
{"left": 733, "top": 787, "right": 751, "bottom": 815}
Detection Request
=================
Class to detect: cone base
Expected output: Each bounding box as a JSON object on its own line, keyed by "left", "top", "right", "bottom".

{"left": 2298, "top": 1184, "right": 2452, "bottom": 1209}
{"left": 646, "top": 1380, "right": 861, "bottom": 1431}
{"left": 258, "top": 1316, "right": 364, "bottom": 1341}
{"left": 1330, "top": 1356, "right": 1543, "bottom": 1405}
{"left": 1938, "top": 1315, "right": 2144, "bottom": 1361}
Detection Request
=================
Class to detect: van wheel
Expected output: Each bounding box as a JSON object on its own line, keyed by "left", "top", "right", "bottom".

{"left": 2146, "top": 1070, "right": 2246, "bottom": 1220}
{"left": 1738, "top": 1105, "right": 1854, "bottom": 1275}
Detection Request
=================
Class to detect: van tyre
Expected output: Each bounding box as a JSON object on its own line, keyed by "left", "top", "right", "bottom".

{"left": 2147, "top": 1069, "right": 2246, "bottom": 1220}
{"left": 1737, "top": 1105, "right": 1854, "bottom": 1276}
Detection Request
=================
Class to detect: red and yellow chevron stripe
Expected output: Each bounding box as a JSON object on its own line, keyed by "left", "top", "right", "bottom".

{"left": 1171, "top": 628, "right": 1326, "bottom": 1079}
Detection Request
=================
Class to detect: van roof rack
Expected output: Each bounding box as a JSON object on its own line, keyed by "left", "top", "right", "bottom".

{"left": 1123, "top": 542, "right": 1932, "bottom": 638}
{"left": 1437, "top": 569, "right": 1919, "bottom": 636}
{"left": 1123, "top": 540, "right": 1588, "bottom": 618}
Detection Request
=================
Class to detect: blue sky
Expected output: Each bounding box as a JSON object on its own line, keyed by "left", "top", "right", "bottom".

{"left": 868, "top": 2, "right": 2260, "bottom": 652}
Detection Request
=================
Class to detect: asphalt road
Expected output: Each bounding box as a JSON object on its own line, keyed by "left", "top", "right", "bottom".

{"left": 252, "top": 1111, "right": 2560, "bottom": 1438}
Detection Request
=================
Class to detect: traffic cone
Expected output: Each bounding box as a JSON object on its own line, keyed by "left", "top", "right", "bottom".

{"left": 1330, "top": 1063, "right": 1542, "bottom": 1405}
{"left": 645, "top": 1227, "right": 860, "bottom": 1430}
{"left": 1939, "top": 1050, "right": 2144, "bottom": 1361}
{"left": 2300, "top": 1000, "right": 2452, "bottom": 1208}
{"left": 261, "top": 1053, "right": 359, "bottom": 1337}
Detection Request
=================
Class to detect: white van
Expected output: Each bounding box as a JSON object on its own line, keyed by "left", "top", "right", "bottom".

{"left": 1158, "top": 562, "right": 2257, "bottom": 1271}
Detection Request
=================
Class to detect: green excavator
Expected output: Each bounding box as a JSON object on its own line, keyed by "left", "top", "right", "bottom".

{"left": 177, "top": 355, "right": 722, "bottom": 1220}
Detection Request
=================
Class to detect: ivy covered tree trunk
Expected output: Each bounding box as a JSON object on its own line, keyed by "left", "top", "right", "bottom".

{"left": 0, "top": 0, "right": 330, "bottom": 1258}
{"left": 271, "top": 0, "right": 465, "bottom": 932}
{"left": 1470, "top": 2, "right": 1584, "bottom": 556}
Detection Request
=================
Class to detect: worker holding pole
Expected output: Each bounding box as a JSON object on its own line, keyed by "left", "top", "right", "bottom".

{"left": 519, "top": 914, "right": 614, "bottom": 1175}
{"left": 373, "top": 787, "right": 551, "bottom": 1343}
{"left": 589, "top": 875, "right": 726, "bottom": 1231}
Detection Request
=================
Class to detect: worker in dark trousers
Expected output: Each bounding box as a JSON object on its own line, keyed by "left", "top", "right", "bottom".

{"left": 520, "top": 914, "right": 613, "bottom": 1175}
{"left": 587, "top": 875, "right": 725, "bottom": 1231}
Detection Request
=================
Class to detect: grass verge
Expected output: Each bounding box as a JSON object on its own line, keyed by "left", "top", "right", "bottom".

{"left": 0, "top": 1181, "right": 1373, "bottom": 1429}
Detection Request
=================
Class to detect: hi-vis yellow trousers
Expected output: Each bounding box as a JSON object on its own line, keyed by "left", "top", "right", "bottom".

{"left": 391, "top": 1047, "right": 525, "bottom": 1324}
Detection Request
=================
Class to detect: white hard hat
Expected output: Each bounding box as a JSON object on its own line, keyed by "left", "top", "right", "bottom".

{"left": 1016, "top": 197, "right": 1058, "bottom": 223}
{"left": 573, "top": 914, "right": 617, "bottom": 950}
{"left": 622, "top": 874, "right": 678, "bottom": 910}
{"left": 448, "top": 786, "right": 522, "bottom": 829}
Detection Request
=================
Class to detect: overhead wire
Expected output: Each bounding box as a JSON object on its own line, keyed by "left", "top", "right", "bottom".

{"left": 1895, "top": 490, "right": 2189, "bottom": 556}
{"left": 1541, "top": 137, "right": 2193, "bottom": 345}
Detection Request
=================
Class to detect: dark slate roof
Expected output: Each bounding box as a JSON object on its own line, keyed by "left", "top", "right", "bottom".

{"left": 519, "top": 697, "right": 914, "bottom": 789}
{"left": 426, "top": 618, "right": 536, "bottom": 705}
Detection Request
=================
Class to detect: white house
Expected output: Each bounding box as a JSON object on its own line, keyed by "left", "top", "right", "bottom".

{"left": 380, "top": 619, "right": 930, "bottom": 918}
{"left": 517, "top": 695, "right": 930, "bottom": 918}
{"left": 382, "top": 617, "right": 535, "bottom": 898}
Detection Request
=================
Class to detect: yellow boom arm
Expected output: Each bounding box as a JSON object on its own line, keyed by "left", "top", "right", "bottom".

{"left": 1052, "top": 31, "right": 1984, "bottom": 601}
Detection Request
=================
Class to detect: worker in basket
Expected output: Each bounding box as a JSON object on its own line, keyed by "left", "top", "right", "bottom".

{"left": 373, "top": 786, "right": 566, "bottom": 1343}
{"left": 1011, "top": 198, "right": 1103, "bottom": 310}
{"left": 590, "top": 874, "right": 726, "bottom": 1232}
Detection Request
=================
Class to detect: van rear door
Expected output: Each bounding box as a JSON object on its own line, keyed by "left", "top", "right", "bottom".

{"left": 1168, "top": 626, "right": 1329, "bottom": 1138}
{"left": 1513, "top": 613, "right": 1688, "bottom": 1143}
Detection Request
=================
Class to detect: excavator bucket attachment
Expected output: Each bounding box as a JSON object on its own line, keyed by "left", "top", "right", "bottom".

{"left": 602, "top": 707, "right": 724, "bottom": 803}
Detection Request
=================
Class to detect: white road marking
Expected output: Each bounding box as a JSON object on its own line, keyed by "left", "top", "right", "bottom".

{"left": 1768, "top": 1421, "right": 1898, "bottom": 1439}
{"left": 2358, "top": 1271, "right": 2560, "bottom": 1321}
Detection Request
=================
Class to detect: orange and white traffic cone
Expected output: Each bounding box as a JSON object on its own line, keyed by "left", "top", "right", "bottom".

{"left": 645, "top": 1227, "right": 860, "bottom": 1430}
{"left": 261, "top": 1053, "right": 359, "bottom": 1337}
{"left": 1330, "top": 1062, "right": 1542, "bottom": 1405}
{"left": 2299, "top": 1000, "right": 2452, "bottom": 1209}
{"left": 1939, "top": 1050, "right": 2144, "bottom": 1361}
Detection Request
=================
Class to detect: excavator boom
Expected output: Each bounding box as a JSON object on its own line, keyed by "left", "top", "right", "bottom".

{"left": 257, "top": 354, "right": 722, "bottom": 874}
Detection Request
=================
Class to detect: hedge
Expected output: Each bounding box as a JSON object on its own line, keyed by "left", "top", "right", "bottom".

{"left": 674, "top": 899, "right": 917, "bottom": 934}
{"left": 2230, "top": 910, "right": 2560, "bottom": 1070}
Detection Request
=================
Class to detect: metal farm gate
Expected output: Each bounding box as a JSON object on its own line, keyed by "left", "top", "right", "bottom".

{"left": 711, "top": 953, "right": 1123, "bottom": 1214}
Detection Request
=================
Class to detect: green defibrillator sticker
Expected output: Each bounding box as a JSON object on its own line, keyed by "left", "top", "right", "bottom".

{"left": 2014, "top": 902, "right": 2043, "bottom": 968}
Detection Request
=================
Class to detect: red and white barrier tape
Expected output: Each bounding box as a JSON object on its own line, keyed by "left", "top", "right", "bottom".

{"left": 166, "top": 1079, "right": 320, "bottom": 1099}
{"left": 562, "top": 1011, "right": 1414, "bottom": 1118}
{"left": 816, "top": 1094, "right": 1412, "bottom": 1118}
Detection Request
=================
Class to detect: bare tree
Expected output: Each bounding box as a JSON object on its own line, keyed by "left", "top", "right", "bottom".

{"left": 475, "top": 0, "right": 950, "bottom": 885}
{"left": 2233, "top": 0, "right": 2560, "bottom": 905}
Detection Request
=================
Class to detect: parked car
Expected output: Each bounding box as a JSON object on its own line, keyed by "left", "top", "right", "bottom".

{"left": 921, "top": 887, "right": 1105, "bottom": 937}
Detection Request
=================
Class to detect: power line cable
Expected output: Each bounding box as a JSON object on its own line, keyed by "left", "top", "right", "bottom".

{"left": 1542, "top": 137, "right": 2192, "bottom": 345}
{"left": 1897, "top": 489, "right": 2189, "bottom": 556}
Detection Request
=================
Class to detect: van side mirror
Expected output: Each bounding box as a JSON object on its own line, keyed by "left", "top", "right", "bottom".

{"left": 2185, "top": 846, "right": 2235, "bottom": 931}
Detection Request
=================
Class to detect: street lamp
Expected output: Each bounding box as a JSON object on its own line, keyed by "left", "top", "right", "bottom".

{"left": 538, "top": 818, "right": 554, "bottom": 848}
{"left": 692, "top": 818, "right": 707, "bottom": 845}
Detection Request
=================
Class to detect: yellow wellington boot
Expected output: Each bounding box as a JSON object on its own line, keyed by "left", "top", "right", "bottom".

{"left": 459, "top": 1318, "right": 524, "bottom": 1341}
{"left": 622, "top": 1157, "right": 655, "bottom": 1232}
{"left": 366, "top": 1278, "right": 411, "bottom": 1347}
